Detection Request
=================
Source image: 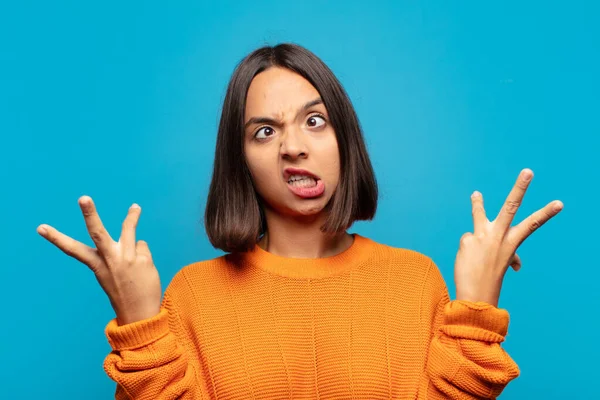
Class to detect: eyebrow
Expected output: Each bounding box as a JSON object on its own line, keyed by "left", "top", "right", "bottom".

{"left": 244, "top": 98, "right": 324, "bottom": 130}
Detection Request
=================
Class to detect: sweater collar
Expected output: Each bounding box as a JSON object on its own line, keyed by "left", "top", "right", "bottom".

{"left": 239, "top": 233, "right": 373, "bottom": 279}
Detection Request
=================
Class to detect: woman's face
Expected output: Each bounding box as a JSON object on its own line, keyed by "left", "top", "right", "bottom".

{"left": 244, "top": 67, "right": 340, "bottom": 218}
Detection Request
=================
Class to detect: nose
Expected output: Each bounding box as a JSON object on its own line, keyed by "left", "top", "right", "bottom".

{"left": 279, "top": 127, "right": 308, "bottom": 160}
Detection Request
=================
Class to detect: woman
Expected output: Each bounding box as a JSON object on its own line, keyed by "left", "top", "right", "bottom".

{"left": 37, "top": 44, "right": 563, "bottom": 399}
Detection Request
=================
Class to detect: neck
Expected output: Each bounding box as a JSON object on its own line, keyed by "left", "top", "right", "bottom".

{"left": 258, "top": 208, "right": 353, "bottom": 259}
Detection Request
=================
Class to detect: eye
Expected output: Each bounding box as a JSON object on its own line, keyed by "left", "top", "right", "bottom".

{"left": 254, "top": 126, "right": 275, "bottom": 140}
{"left": 307, "top": 114, "right": 326, "bottom": 128}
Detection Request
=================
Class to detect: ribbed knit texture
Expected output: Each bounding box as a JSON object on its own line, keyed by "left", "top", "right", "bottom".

{"left": 104, "top": 234, "right": 520, "bottom": 399}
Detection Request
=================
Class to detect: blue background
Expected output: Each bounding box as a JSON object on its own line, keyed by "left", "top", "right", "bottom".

{"left": 1, "top": 1, "right": 597, "bottom": 399}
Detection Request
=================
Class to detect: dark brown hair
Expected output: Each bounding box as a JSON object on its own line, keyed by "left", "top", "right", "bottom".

{"left": 204, "top": 43, "right": 378, "bottom": 253}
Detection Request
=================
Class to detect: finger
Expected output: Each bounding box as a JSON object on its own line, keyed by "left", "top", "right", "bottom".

{"left": 494, "top": 169, "right": 533, "bottom": 236}
{"left": 79, "top": 196, "right": 115, "bottom": 257}
{"left": 471, "top": 191, "right": 487, "bottom": 235}
{"left": 119, "top": 204, "right": 142, "bottom": 260}
{"left": 510, "top": 253, "right": 522, "bottom": 272}
{"left": 459, "top": 232, "right": 473, "bottom": 247}
{"left": 37, "top": 224, "right": 102, "bottom": 269}
{"left": 508, "top": 200, "right": 564, "bottom": 247}
{"left": 136, "top": 240, "right": 152, "bottom": 259}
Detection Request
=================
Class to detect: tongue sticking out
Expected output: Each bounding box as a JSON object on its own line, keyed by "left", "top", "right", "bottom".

{"left": 287, "top": 176, "right": 324, "bottom": 198}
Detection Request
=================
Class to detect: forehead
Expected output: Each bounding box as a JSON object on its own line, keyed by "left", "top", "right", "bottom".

{"left": 245, "top": 67, "right": 321, "bottom": 118}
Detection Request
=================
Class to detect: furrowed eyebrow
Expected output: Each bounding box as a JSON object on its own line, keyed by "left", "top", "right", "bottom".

{"left": 244, "top": 98, "right": 324, "bottom": 130}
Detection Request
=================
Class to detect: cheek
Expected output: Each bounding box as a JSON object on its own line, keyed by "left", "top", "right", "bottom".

{"left": 320, "top": 139, "right": 341, "bottom": 185}
{"left": 245, "top": 150, "right": 279, "bottom": 190}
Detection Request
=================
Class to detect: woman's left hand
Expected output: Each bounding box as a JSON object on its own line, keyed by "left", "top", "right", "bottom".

{"left": 454, "top": 168, "right": 563, "bottom": 307}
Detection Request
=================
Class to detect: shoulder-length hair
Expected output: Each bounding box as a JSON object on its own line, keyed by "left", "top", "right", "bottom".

{"left": 204, "top": 43, "right": 378, "bottom": 253}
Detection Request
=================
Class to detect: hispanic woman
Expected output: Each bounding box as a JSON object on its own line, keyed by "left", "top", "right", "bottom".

{"left": 37, "top": 44, "right": 563, "bottom": 399}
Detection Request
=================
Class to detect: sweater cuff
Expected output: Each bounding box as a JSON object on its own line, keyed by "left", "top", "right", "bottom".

{"left": 440, "top": 300, "right": 510, "bottom": 343}
{"left": 105, "top": 308, "right": 170, "bottom": 351}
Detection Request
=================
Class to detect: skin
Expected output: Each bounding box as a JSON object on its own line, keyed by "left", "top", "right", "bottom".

{"left": 243, "top": 66, "right": 353, "bottom": 258}
{"left": 35, "top": 69, "right": 564, "bottom": 326}
{"left": 456, "top": 169, "right": 563, "bottom": 306}
{"left": 37, "top": 199, "right": 161, "bottom": 325}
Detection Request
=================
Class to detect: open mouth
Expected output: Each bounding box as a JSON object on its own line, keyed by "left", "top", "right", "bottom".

{"left": 283, "top": 168, "right": 325, "bottom": 199}
{"left": 287, "top": 174, "right": 319, "bottom": 188}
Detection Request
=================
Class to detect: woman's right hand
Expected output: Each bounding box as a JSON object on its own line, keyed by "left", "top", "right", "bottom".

{"left": 37, "top": 196, "right": 162, "bottom": 325}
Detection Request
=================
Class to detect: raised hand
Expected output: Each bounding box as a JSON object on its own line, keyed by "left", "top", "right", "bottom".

{"left": 454, "top": 169, "right": 563, "bottom": 307}
{"left": 37, "top": 196, "right": 162, "bottom": 325}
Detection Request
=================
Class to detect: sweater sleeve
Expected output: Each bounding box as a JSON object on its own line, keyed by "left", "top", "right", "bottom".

{"left": 103, "top": 291, "right": 211, "bottom": 400}
{"left": 418, "top": 260, "right": 520, "bottom": 399}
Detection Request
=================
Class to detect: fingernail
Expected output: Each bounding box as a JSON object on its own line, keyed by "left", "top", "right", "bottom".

{"left": 38, "top": 225, "right": 48, "bottom": 235}
{"left": 522, "top": 169, "right": 533, "bottom": 181}
{"left": 79, "top": 196, "right": 90, "bottom": 207}
{"left": 131, "top": 203, "right": 140, "bottom": 209}
{"left": 471, "top": 191, "right": 481, "bottom": 198}
{"left": 553, "top": 201, "right": 563, "bottom": 212}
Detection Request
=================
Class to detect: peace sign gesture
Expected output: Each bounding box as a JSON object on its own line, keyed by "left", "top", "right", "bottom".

{"left": 37, "top": 196, "right": 162, "bottom": 325}
{"left": 454, "top": 169, "right": 563, "bottom": 307}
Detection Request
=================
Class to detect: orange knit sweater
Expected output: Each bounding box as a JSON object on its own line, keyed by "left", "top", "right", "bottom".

{"left": 104, "top": 234, "right": 520, "bottom": 399}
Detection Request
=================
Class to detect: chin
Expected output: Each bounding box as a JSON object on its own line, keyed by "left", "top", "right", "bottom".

{"left": 293, "top": 204, "right": 325, "bottom": 216}
{"left": 287, "top": 195, "right": 332, "bottom": 217}
{"left": 261, "top": 184, "right": 336, "bottom": 218}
